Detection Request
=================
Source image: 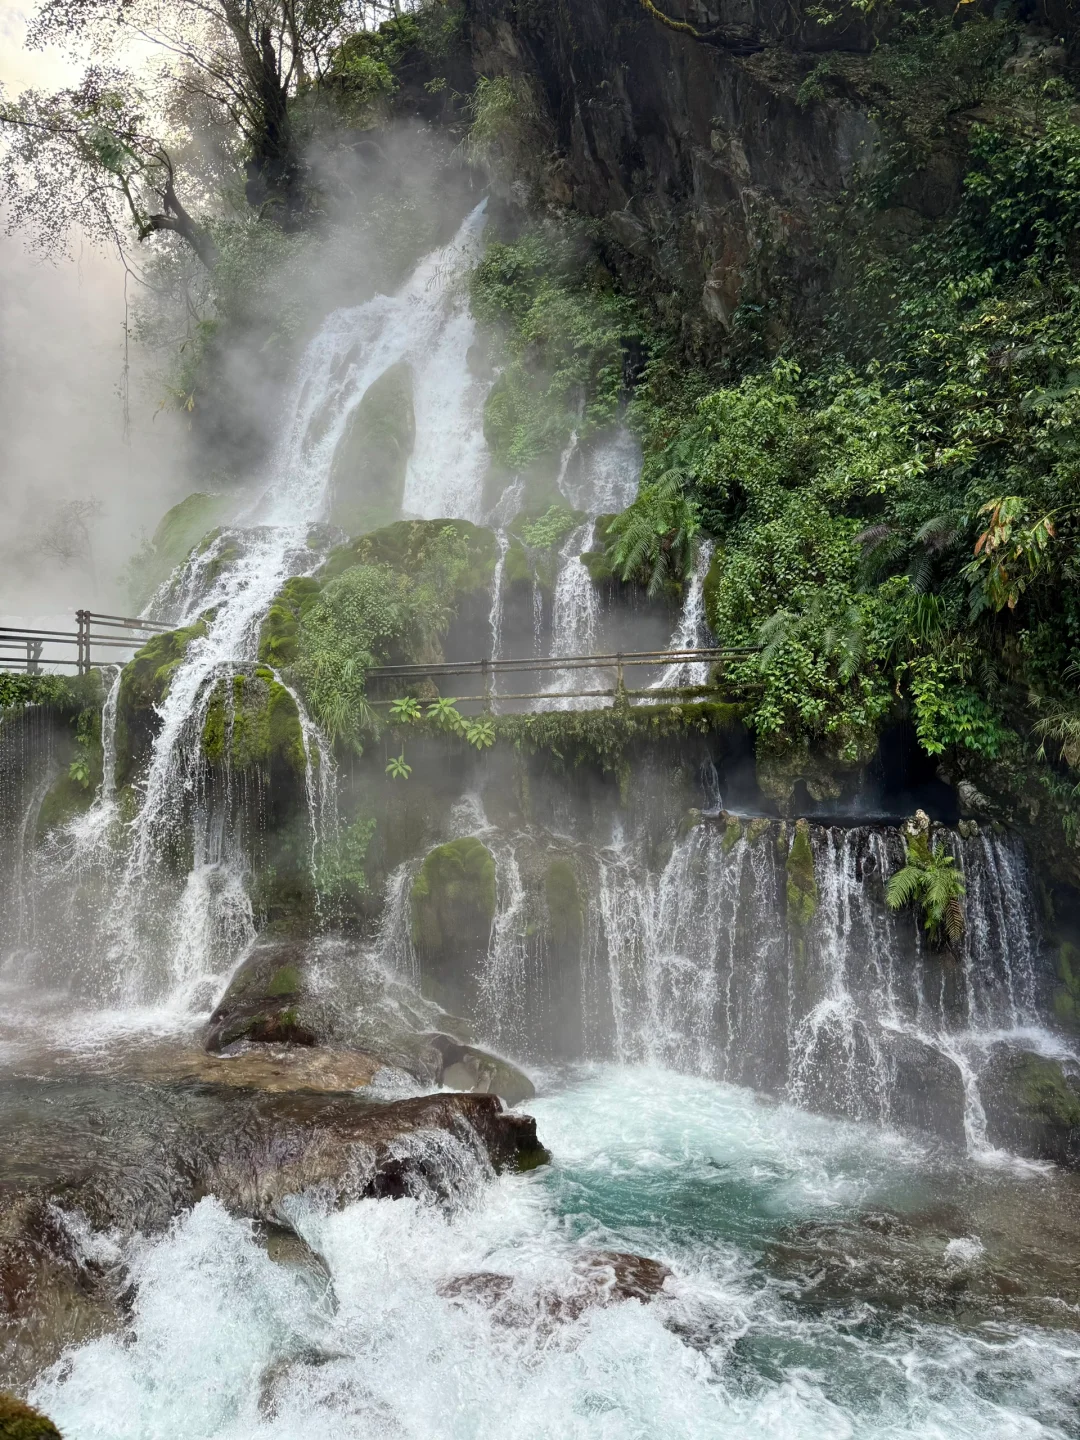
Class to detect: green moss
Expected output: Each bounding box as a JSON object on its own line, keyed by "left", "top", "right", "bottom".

{"left": 786, "top": 818, "right": 818, "bottom": 928}
{"left": 124, "top": 491, "right": 233, "bottom": 607}
{"left": 329, "top": 361, "right": 415, "bottom": 536}
{"left": 266, "top": 964, "right": 302, "bottom": 997}
{"left": 1015, "top": 1054, "right": 1080, "bottom": 1130}
{"left": 201, "top": 671, "right": 306, "bottom": 776}
{"left": 721, "top": 817, "right": 743, "bottom": 854}
{"left": 503, "top": 538, "right": 533, "bottom": 591}
{"left": 545, "top": 859, "right": 584, "bottom": 950}
{"left": 258, "top": 576, "right": 322, "bottom": 667}
{"left": 324, "top": 518, "right": 497, "bottom": 595}
{"left": 119, "top": 622, "right": 208, "bottom": 717}
{"left": 0, "top": 1392, "right": 63, "bottom": 1439}
{"left": 746, "top": 817, "right": 771, "bottom": 845}
{"left": 411, "top": 837, "right": 497, "bottom": 953}
{"left": 36, "top": 772, "right": 95, "bottom": 840}
{"left": 1054, "top": 942, "right": 1080, "bottom": 1029}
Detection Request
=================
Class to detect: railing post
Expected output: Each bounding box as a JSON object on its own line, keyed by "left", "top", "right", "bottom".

{"left": 615, "top": 652, "right": 628, "bottom": 710}
{"left": 26, "top": 639, "right": 42, "bottom": 676}
{"left": 76, "top": 610, "right": 88, "bottom": 675}
{"left": 482, "top": 656, "right": 492, "bottom": 713}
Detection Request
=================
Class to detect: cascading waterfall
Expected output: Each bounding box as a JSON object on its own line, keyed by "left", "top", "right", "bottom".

{"left": 10, "top": 205, "right": 490, "bottom": 1010}
{"left": 654, "top": 539, "right": 716, "bottom": 689}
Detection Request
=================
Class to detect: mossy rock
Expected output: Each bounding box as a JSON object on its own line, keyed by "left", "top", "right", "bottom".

{"left": 545, "top": 858, "right": 584, "bottom": 951}
{"left": 411, "top": 837, "right": 497, "bottom": 955}
{"left": 35, "top": 770, "right": 96, "bottom": 841}
{"left": 126, "top": 491, "right": 234, "bottom": 606}
{"left": 721, "top": 816, "right": 743, "bottom": 854}
{"left": 1054, "top": 942, "right": 1080, "bottom": 1031}
{"left": 258, "top": 576, "right": 321, "bottom": 668}
{"left": 746, "top": 816, "right": 771, "bottom": 845}
{"left": 324, "top": 518, "right": 498, "bottom": 597}
{"left": 503, "top": 538, "right": 534, "bottom": 592}
{"left": 115, "top": 621, "right": 208, "bottom": 785}
{"left": 983, "top": 1046, "right": 1080, "bottom": 1167}
{"left": 786, "top": 818, "right": 818, "bottom": 927}
{"left": 201, "top": 670, "right": 307, "bottom": 776}
{"left": 0, "top": 1393, "right": 62, "bottom": 1439}
{"left": 329, "top": 361, "right": 415, "bottom": 536}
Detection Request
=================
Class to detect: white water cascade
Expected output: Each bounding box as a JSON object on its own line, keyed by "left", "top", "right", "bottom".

{"left": 12, "top": 206, "right": 491, "bottom": 1011}
{"left": 654, "top": 539, "right": 716, "bottom": 688}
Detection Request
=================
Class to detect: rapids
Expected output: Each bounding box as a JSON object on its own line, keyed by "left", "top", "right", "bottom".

{"left": 27, "top": 1069, "right": 1080, "bottom": 1439}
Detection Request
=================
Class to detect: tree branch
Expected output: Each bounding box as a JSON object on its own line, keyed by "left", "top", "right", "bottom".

{"left": 637, "top": 0, "right": 764, "bottom": 52}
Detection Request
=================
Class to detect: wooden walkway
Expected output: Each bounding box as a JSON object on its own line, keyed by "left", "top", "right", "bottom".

{"left": 1, "top": 612, "right": 755, "bottom": 706}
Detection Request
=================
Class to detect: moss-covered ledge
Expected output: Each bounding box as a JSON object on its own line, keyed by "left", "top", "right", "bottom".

{"left": 201, "top": 668, "right": 308, "bottom": 776}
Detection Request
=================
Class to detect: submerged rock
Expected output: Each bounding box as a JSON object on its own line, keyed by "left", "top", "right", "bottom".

{"left": 0, "top": 1392, "right": 62, "bottom": 1439}
{"left": 439, "top": 1248, "right": 671, "bottom": 1325}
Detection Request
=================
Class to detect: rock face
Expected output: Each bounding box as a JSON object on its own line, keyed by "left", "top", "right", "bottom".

{"left": 205, "top": 932, "right": 536, "bottom": 1107}
{"left": 463, "top": 0, "right": 880, "bottom": 350}
{"left": 981, "top": 1046, "right": 1080, "bottom": 1168}
{"left": 329, "top": 361, "right": 415, "bottom": 536}
{"left": 410, "top": 837, "right": 497, "bottom": 1010}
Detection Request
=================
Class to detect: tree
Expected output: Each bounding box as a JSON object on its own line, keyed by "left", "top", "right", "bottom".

{"left": 0, "top": 68, "right": 220, "bottom": 267}
{"left": 0, "top": 0, "right": 400, "bottom": 266}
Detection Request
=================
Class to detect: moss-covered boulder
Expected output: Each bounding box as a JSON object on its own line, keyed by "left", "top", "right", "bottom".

{"left": 126, "top": 491, "right": 234, "bottom": 607}
{"left": 786, "top": 818, "right": 818, "bottom": 928}
{"left": 326, "top": 517, "right": 497, "bottom": 595}
{"left": 201, "top": 669, "right": 307, "bottom": 777}
{"left": 258, "top": 576, "right": 322, "bottom": 668}
{"left": 115, "top": 621, "right": 207, "bottom": 786}
{"left": 329, "top": 361, "right": 415, "bottom": 536}
{"left": 0, "top": 1393, "right": 62, "bottom": 1439}
{"left": 411, "top": 837, "right": 496, "bottom": 952}
{"left": 982, "top": 1046, "right": 1080, "bottom": 1168}
{"left": 411, "top": 837, "right": 496, "bottom": 1007}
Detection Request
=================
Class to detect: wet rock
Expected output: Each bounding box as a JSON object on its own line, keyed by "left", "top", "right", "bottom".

{"left": 411, "top": 837, "right": 497, "bottom": 1010}
{"left": 329, "top": 361, "right": 415, "bottom": 536}
{"left": 422, "top": 1032, "right": 535, "bottom": 1107}
{"left": 882, "top": 1032, "right": 967, "bottom": 1145}
{"left": 438, "top": 1249, "right": 670, "bottom": 1325}
{"left": 0, "top": 1392, "right": 62, "bottom": 1438}
{"left": 981, "top": 1045, "right": 1080, "bottom": 1168}
{"left": 205, "top": 933, "right": 489, "bottom": 1083}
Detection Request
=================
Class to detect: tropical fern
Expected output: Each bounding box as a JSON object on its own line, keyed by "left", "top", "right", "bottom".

{"left": 606, "top": 468, "right": 701, "bottom": 596}
{"left": 886, "top": 830, "right": 966, "bottom": 946}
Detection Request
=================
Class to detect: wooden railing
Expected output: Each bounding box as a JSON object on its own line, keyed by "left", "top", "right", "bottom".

{"left": 0, "top": 611, "right": 170, "bottom": 676}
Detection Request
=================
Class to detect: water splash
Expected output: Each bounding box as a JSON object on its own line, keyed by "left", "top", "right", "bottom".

{"left": 654, "top": 540, "right": 716, "bottom": 690}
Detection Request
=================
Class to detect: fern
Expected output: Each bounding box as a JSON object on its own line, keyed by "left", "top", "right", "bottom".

{"left": 886, "top": 830, "right": 966, "bottom": 947}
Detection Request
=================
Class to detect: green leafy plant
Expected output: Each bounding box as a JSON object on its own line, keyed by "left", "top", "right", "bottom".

{"left": 386, "top": 752, "right": 412, "bottom": 780}
{"left": 463, "top": 718, "right": 495, "bottom": 751}
{"left": 426, "top": 696, "right": 466, "bottom": 734}
{"left": 886, "top": 829, "right": 966, "bottom": 946}
{"left": 390, "top": 696, "right": 422, "bottom": 723}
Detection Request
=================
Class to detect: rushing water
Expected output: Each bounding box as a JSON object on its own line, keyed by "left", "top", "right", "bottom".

{"left": 27, "top": 1068, "right": 1080, "bottom": 1439}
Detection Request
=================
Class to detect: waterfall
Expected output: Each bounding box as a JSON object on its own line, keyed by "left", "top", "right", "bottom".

{"left": 654, "top": 540, "right": 716, "bottom": 689}
{"left": 7, "top": 207, "right": 489, "bottom": 1010}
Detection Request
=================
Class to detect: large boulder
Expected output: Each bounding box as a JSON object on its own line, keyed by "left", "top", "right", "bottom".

{"left": 0, "top": 1393, "right": 62, "bottom": 1439}
{"left": 411, "top": 837, "right": 497, "bottom": 1010}
{"left": 981, "top": 1045, "right": 1080, "bottom": 1168}
{"left": 205, "top": 933, "right": 535, "bottom": 1107}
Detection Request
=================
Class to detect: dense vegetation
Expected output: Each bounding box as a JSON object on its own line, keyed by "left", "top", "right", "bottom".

{"left": 468, "top": 15, "right": 1080, "bottom": 845}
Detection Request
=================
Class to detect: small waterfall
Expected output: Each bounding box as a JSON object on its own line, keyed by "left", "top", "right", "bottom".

{"left": 654, "top": 540, "right": 716, "bottom": 689}
{"left": 544, "top": 522, "right": 602, "bottom": 709}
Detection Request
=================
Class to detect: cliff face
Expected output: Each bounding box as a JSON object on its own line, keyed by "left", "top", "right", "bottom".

{"left": 463, "top": 0, "right": 878, "bottom": 346}
{"left": 458, "top": 0, "right": 1067, "bottom": 351}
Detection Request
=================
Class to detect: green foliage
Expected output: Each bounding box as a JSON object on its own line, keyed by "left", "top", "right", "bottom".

{"left": 518, "top": 505, "right": 580, "bottom": 551}
{"left": 410, "top": 836, "right": 497, "bottom": 953}
{"left": 886, "top": 827, "right": 966, "bottom": 946}
{"left": 470, "top": 226, "right": 644, "bottom": 466}
{"left": 0, "top": 671, "right": 101, "bottom": 715}
{"left": 390, "top": 696, "right": 422, "bottom": 723}
{"left": 596, "top": 78, "right": 1080, "bottom": 829}
{"left": 426, "top": 696, "right": 466, "bottom": 734}
{"left": 464, "top": 718, "right": 495, "bottom": 751}
{"left": 315, "top": 815, "right": 376, "bottom": 901}
{"left": 386, "top": 751, "right": 413, "bottom": 779}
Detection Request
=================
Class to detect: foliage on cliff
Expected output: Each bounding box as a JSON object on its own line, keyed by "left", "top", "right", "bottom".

{"left": 584, "top": 29, "right": 1080, "bottom": 845}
